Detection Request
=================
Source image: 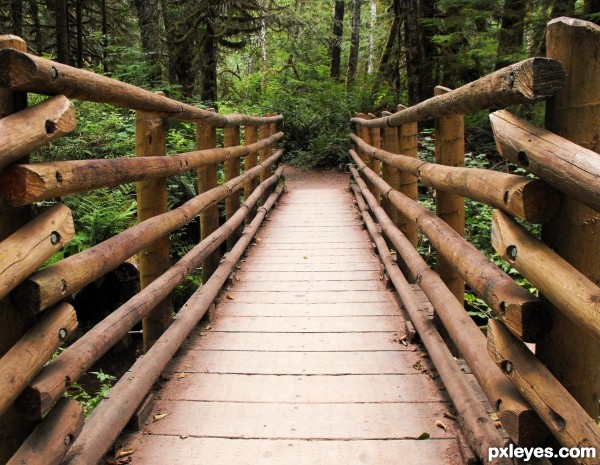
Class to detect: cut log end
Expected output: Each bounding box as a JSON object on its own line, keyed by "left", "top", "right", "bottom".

{"left": 10, "top": 279, "right": 45, "bottom": 316}
{"left": 498, "top": 406, "right": 549, "bottom": 447}
{"left": 517, "top": 180, "right": 561, "bottom": 224}
{"left": 0, "top": 49, "right": 39, "bottom": 89}
{"left": 504, "top": 299, "right": 551, "bottom": 343}
{"left": 514, "top": 58, "right": 565, "bottom": 100}
{"left": 14, "top": 384, "right": 44, "bottom": 420}
{"left": 548, "top": 16, "right": 600, "bottom": 32}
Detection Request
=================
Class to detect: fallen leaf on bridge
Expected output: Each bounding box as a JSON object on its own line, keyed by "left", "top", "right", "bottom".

{"left": 153, "top": 413, "right": 167, "bottom": 422}
{"left": 416, "top": 432, "right": 430, "bottom": 440}
{"left": 435, "top": 420, "right": 447, "bottom": 431}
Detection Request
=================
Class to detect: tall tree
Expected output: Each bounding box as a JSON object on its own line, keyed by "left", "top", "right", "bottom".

{"left": 55, "top": 0, "right": 70, "bottom": 64}
{"left": 367, "top": 0, "right": 376, "bottom": 74}
{"left": 495, "top": 0, "right": 526, "bottom": 69}
{"left": 9, "top": 0, "right": 23, "bottom": 36}
{"left": 75, "top": 0, "right": 84, "bottom": 67}
{"left": 346, "top": 0, "right": 362, "bottom": 85}
{"left": 375, "top": 0, "right": 401, "bottom": 96}
{"left": 330, "top": 0, "right": 345, "bottom": 80}
{"left": 27, "top": 0, "right": 41, "bottom": 54}
{"left": 132, "top": 0, "right": 164, "bottom": 84}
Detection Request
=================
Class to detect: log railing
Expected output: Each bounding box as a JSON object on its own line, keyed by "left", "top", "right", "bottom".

{"left": 0, "top": 35, "right": 285, "bottom": 464}
{"left": 350, "top": 17, "right": 600, "bottom": 465}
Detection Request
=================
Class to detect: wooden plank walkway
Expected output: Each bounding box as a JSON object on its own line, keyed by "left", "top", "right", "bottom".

{"left": 118, "top": 167, "right": 466, "bottom": 465}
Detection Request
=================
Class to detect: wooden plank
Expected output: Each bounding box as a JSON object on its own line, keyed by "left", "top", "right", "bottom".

{"left": 253, "top": 243, "right": 366, "bottom": 250}
{"left": 183, "top": 332, "right": 409, "bottom": 352}
{"left": 219, "top": 290, "right": 393, "bottom": 304}
{"left": 158, "top": 374, "right": 446, "bottom": 403}
{"left": 207, "top": 316, "right": 404, "bottom": 333}
{"left": 239, "top": 256, "right": 379, "bottom": 266}
{"left": 236, "top": 263, "right": 382, "bottom": 272}
{"left": 144, "top": 400, "right": 455, "bottom": 440}
{"left": 233, "top": 271, "right": 382, "bottom": 282}
{"left": 213, "top": 302, "right": 398, "bottom": 317}
{"left": 229, "top": 280, "right": 384, "bottom": 292}
{"left": 169, "top": 350, "right": 425, "bottom": 375}
{"left": 120, "top": 436, "right": 462, "bottom": 465}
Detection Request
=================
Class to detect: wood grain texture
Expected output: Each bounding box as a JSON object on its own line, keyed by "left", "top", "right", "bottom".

{"left": 117, "top": 166, "right": 464, "bottom": 465}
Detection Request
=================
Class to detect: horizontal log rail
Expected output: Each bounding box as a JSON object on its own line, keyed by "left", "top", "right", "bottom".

{"left": 492, "top": 210, "right": 600, "bottom": 343}
{"left": 7, "top": 397, "right": 83, "bottom": 465}
{"left": 0, "top": 203, "right": 73, "bottom": 299}
{"left": 0, "top": 95, "right": 76, "bottom": 172}
{"left": 16, "top": 168, "right": 284, "bottom": 419}
{"left": 0, "top": 131, "right": 284, "bottom": 206}
{"left": 10, "top": 150, "right": 283, "bottom": 316}
{"left": 351, "top": 58, "right": 565, "bottom": 128}
{"left": 0, "top": 302, "right": 77, "bottom": 418}
{"left": 491, "top": 109, "right": 600, "bottom": 212}
{"left": 350, "top": 149, "right": 546, "bottom": 343}
{"left": 350, "top": 133, "right": 559, "bottom": 223}
{"left": 488, "top": 320, "right": 600, "bottom": 465}
{"left": 60, "top": 183, "right": 285, "bottom": 465}
{"left": 0, "top": 49, "right": 283, "bottom": 127}
{"left": 351, "top": 181, "right": 511, "bottom": 464}
{"left": 350, "top": 167, "right": 547, "bottom": 447}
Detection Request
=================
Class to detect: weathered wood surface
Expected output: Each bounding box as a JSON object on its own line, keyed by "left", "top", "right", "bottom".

{"left": 135, "top": 107, "right": 171, "bottom": 352}
{"left": 492, "top": 210, "right": 600, "bottom": 343}
{"left": 0, "top": 131, "right": 283, "bottom": 206}
{"left": 350, "top": 167, "right": 547, "bottom": 447}
{"left": 0, "top": 49, "right": 283, "bottom": 126}
{"left": 0, "top": 95, "right": 75, "bottom": 172}
{"left": 351, "top": 57, "right": 565, "bottom": 128}
{"left": 16, "top": 170, "right": 283, "bottom": 420}
{"left": 352, "top": 181, "right": 510, "bottom": 463}
{"left": 11, "top": 151, "right": 282, "bottom": 315}
{"left": 196, "top": 117, "right": 220, "bottom": 282}
{"left": 60, "top": 183, "right": 285, "bottom": 465}
{"left": 350, "top": 133, "right": 559, "bottom": 223}
{"left": 0, "top": 203, "right": 73, "bottom": 300}
{"left": 536, "top": 17, "right": 600, "bottom": 419}
{"left": 488, "top": 320, "right": 600, "bottom": 465}
{"left": 6, "top": 398, "right": 83, "bottom": 465}
{"left": 350, "top": 150, "right": 546, "bottom": 343}
{"left": 0, "top": 303, "right": 77, "bottom": 418}
{"left": 224, "top": 126, "right": 242, "bottom": 250}
{"left": 491, "top": 109, "right": 600, "bottom": 213}
{"left": 116, "top": 166, "right": 465, "bottom": 465}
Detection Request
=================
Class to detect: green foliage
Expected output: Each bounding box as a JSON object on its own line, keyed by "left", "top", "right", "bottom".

{"left": 67, "top": 369, "right": 116, "bottom": 417}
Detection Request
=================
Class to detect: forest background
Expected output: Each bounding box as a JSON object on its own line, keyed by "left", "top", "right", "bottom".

{"left": 1, "top": 0, "right": 599, "bottom": 313}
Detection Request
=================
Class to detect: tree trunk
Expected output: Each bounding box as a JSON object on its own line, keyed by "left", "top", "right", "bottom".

{"left": 495, "top": 0, "right": 526, "bottom": 70}
{"left": 368, "top": 0, "right": 376, "bottom": 74}
{"left": 346, "top": 0, "right": 362, "bottom": 86}
{"left": 330, "top": 0, "right": 344, "bottom": 80}
{"left": 200, "top": 25, "right": 218, "bottom": 104}
{"left": 403, "top": 0, "right": 420, "bottom": 105}
{"left": 10, "top": 0, "right": 23, "bottom": 37}
{"left": 132, "top": 0, "right": 163, "bottom": 84}
{"left": 75, "top": 0, "right": 83, "bottom": 68}
{"left": 27, "top": 0, "right": 42, "bottom": 55}
{"left": 101, "top": 0, "right": 108, "bottom": 73}
{"left": 55, "top": 0, "right": 70, "bottom": 65}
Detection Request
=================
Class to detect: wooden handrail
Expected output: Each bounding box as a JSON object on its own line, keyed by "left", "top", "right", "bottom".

{"left": 350, "top": 149, "right": 546, "bottom": 342}
{"left": 350, "top": 133, "right": 559, "bottom": 223}
{"left": 351, "top": 57, "right": 564, "bottom": 128}
{"left": 0, "top": 129, "right": 283, "bottom": 205}
{"left": 10, "top": 150, "right": 283, "bottom": 316}
{"left": 16, "top": 168, "right": 285, "bottom": 420}
{"left": 0, "top": 49, "right": 283, "bottom": 126}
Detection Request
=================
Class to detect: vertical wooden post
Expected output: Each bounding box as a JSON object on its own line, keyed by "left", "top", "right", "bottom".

{"left": 0, "top": 34, "right": 36, "bottom": 465}
{"left": 136, "top": 107, "right": 171, "bottom": 352}
{"left": 224, "top": 126, "right": 242, "bottom": 250}
{"left": 244, "top": 125, "right": 259, "bottom": 220}
{"left": 196, "top": 120, "right": 220, "bottom": 283}
{"left": 258, "top": 122, "right": 270, "bottom": 185}
{"left": 433, "top": 86, "right": 465, "bottom": 304}
{"left": 537, "top": 17, "right": 600, "bottom": 419}
{"left": 397, "top": 104, "right": 419, "bottom": 248}
{"left": 368, "top": 113, "right": 382, "bottom": 203}
{"left": 381, "top": 111, "right": 401, "bottom": 229}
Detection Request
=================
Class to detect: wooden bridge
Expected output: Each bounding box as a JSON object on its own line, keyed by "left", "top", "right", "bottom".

{"left": 0, "top": 17, "right": 600, "bottom": 465}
